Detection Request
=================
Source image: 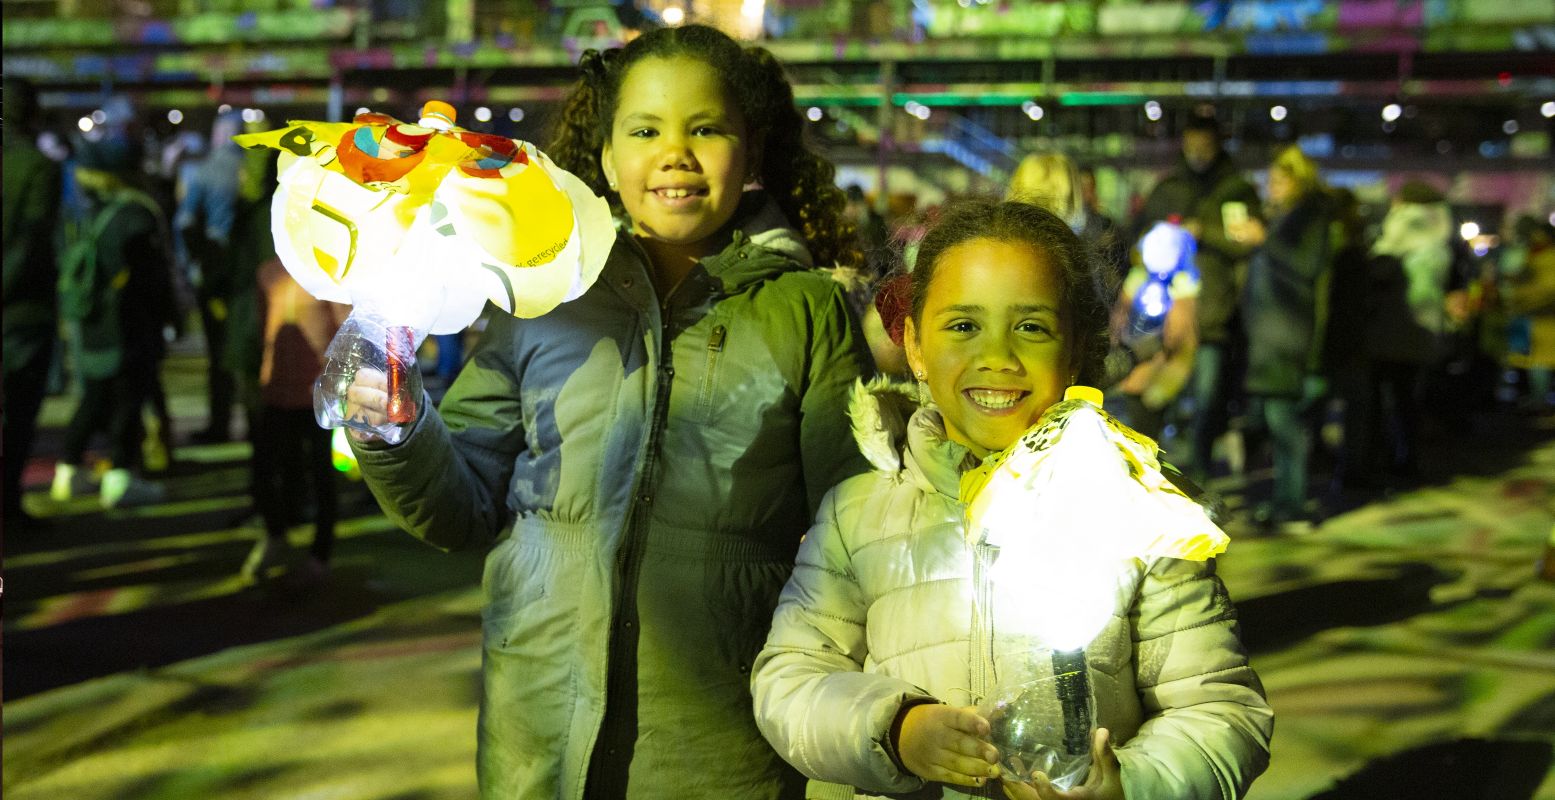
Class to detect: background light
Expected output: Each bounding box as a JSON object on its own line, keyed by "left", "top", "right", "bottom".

{"left": 1022, "top": 100, "right": 1044, "bottom": 121}
{"left": 167, "top": 109, "right": 183, "bottom": 125}
{"left": 90, "top": 109, "right": 107, "bottom": 125}
{"left": 1144, "top": 100, "right": 1162, "bottom": 121}
{"left": 1460, "top": 221, "right": 1480, "bottom": 240}
{"left": 1270, "top": 105, "right": 1287, "bottom": 122}
{"left": 473, "top": 106, "right": 492, "bottom": 122}
{"left": 662, "top": 5, "right": 684, "bottom": 25}
{"left": 77, "top": 117, "right": 94, "bottom": 132}
{"left": 1503, "top": 119, "right": 1519, "bottom": 134}
{"left": 1543, "top": 101, "right": 1555, "bottom": 119}
{"left": 355, "top": 106, "right": 371, "bottom": 116}
{"left": 806, "top": 106, "right": 823, "bottom": 121}
{"left": 241, "top": 108, "right": 265, "bottom": 124}
{"left": 508, "top": 107, "right": 525, "bottom": 122}
{"left": 1381, "top": 103, "right": 1402, "bottom": 122}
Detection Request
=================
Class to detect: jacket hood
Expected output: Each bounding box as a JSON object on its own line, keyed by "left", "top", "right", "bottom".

{"left": 699, "top": 191, "right": 814, "bottom": 294}
{"left": 848, "top": 376, "right": 974, "bottom": 496}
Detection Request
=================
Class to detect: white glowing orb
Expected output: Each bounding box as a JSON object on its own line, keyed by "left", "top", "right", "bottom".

{"left": 1382, "top": 103, "right": 1402, "bottom": 122}
{"left": 1460, "top": 221, "right": 1480, "bottom": 240}
{"left": 167, "top": 109, "right": 184, "bottom": 125}
{"left": 474, "top": 106, "right": 492, "bottom": 123}
{"left": 662, "top": 5, "right": 684, "bottom": 25}
{"left": 1139, "top": 220, "right": 1191, "bottom": 277}
{"left": 1270, "top": 105, "right": 1287, "bottom": 122}
{"left": 807, "top": 106, "right": 823, "bottom": 122}
{"left": 1543, "top": 101, "right": 1555, "bottom": 119}
{"left": 77, "top": 117, "right": 94, "bottom": 132}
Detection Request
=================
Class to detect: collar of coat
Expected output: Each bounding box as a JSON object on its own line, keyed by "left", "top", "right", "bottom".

{"left": 848, "top": 375, "right": 977, "bottom": 497}
{"left": 614, "top": 190, "right": 816, "bottom": 297}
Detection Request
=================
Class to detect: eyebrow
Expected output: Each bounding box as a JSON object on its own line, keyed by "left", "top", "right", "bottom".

{"left": 619, "top": 110, "right": 731, "bottom": 125}
{"left": 936, "top": 303, "right": 1059, "bottom": 315}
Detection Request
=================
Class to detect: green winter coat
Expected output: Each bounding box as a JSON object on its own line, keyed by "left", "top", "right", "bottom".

{"left": 354, "top": 194, "right": 873, "bottom": 799}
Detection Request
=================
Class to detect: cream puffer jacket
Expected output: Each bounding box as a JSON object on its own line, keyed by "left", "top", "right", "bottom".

{"left": 752, "top": 382, "right": 1273, "bottom": 800}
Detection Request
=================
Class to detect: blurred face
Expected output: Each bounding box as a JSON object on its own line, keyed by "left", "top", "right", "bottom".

{"left": 601, "top": 56, "right": 752, "bottom": 257}
{"left": 1182, "top": 130, "right": 1219, "bottom": 173}
{"left": 905, "top": 238, "right": 1070, "bottom": 459}
{"left": 1267, "top": 166, "right": 1298, "bottom": 209}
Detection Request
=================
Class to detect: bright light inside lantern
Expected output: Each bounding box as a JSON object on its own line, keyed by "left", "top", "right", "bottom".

{"left": 1460, "top": 221, "right": 1480, "bottom": 240}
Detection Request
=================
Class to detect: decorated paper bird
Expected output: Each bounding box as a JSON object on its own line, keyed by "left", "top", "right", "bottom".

{"left": 234, "top": 102, "right": 613, "bottom": 439}
{"left": 233, "top": 101, "right": 613, "bottom": 335}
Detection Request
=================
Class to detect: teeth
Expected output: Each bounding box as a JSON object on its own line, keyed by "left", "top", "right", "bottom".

{"left": 660, "top": 188, "right": 694, "bottom": 198}
{"left": 967, "top": 390, "right": 1023, "bottom": 409}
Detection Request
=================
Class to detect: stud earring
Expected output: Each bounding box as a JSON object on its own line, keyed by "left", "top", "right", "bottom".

{"left": 914, "top": 371, "right": 925, "bottom": 380}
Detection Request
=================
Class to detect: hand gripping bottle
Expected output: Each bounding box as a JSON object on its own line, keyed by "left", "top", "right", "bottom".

{"left": 314, "top": 307, "right": 426, "bottom": 446}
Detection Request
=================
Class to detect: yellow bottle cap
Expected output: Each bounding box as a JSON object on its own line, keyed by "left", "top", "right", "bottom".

{"left": 1064, "top": 385, "right": 1104, "bottom": 406}
{"left": 418, "top": 100, "right": 456, "bottom": 128}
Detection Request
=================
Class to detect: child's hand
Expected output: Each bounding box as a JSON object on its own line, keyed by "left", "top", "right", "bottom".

{"left": 343, "top": 368, "right": 391, "bottom": 443}
{"left": 897, "top": 704, "right": 1002, "bottom": 788}
{"left": 1001, "top": 728, "right": 1123, "bottom": 800}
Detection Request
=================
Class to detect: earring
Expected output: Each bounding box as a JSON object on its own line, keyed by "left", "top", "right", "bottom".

{"left": 914, "top": 371, "right": 925, "bottom": 380}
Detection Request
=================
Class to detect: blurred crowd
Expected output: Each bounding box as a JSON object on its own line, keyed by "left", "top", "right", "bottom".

{"left": 855, "top": 116, "right": 1555, "bottom": 535}
{"left": 4, "top": 75, "right": 1553, "bottom": 566}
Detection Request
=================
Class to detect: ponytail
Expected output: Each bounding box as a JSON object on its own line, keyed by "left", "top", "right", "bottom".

{"left": 547, "top": 47, "right": 619, "bottom": 198}
{"left": 744, "top": 47, "right": 860, "bottom": 269}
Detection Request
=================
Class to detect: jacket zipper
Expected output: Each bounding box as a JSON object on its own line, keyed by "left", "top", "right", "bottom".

{"left": 970, "top": 541, "right": 996, "bottom": 706}
{"left": 591, "top": 239, "right": 686, "bottom": 795}
{"left": 698, "top": 324, "right": 726, "bottom": 418}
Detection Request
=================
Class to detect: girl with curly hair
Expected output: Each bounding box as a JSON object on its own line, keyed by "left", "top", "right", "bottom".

{"left": 344, "top": 22, "right": 873, "bottom": 799}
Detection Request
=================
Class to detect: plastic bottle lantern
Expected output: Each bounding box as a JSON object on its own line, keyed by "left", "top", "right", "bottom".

{"left": 1128, "top": 219, "right": 1198, "bottom": 340}
{"left": 962, "top": 385, "right": 1231, "bottom": 787}
{"left": 234, "top": 102, "right": 612, "bottom": 443}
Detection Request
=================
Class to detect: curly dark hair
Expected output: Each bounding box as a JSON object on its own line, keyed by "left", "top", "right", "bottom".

{"left": 547, "top": 24, "right": 860, "bottom": 269}
{"left": 909, "top": 199, "right": 1116, "bottom": 386}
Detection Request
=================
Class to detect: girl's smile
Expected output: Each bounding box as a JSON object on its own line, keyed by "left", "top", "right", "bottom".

{"left": 906, "top": 238, "right": 1070, "bottom": 459}
{"left": 601, "top": 56, "right": 751, "bottom": 261}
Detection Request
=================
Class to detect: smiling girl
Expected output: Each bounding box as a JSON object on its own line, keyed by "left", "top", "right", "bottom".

{"left": 752, "top": 200, "right": 1272, "bottom": 800}
{"left": 344, "top": 24, "right": 873, "bottom": 799}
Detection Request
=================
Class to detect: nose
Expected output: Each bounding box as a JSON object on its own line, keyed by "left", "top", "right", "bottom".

{"left": 974, "top": 330, "right": 1022, "bottom": 373}
{"left": 656, "top": 132, "right": 699, "bottom": 172}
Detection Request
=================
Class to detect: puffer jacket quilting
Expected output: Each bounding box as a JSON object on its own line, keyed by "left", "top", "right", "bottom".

{"left": 753, "top": 392, "right": 1273, "bottom": 800}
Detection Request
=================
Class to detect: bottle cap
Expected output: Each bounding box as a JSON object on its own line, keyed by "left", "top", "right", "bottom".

{"left": 418, "top": 100, "right": 456, "bottom": 130}
{"left": 1064, "top": 385, "right": 1104, "bottom": 406}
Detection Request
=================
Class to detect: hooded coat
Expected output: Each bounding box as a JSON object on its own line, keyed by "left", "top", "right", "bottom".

{"left": 752, "top": 382, "right": 1273, "bottom": 800}
{"left": 353, "top": 193, "right": 873, "bottom": 799}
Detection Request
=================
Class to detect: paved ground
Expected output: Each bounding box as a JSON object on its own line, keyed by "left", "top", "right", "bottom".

{"left": 4, "top": 349, "right": 1554, "bottom": 800}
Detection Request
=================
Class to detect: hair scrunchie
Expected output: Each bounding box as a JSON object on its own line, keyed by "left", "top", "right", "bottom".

{"left": 578, "top": 48, "right": 618, "bottom": 84}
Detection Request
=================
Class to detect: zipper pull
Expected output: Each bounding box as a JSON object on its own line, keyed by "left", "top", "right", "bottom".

{"left": 707, "top": 324, "right": 726, "bottom": 352}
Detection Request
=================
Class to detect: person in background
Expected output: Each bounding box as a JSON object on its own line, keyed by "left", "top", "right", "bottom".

{"left": 1503, "top": 216, "right": 1555, "bottom": 413}
{"left": 846, "top": 183, "right": 892, "bottom": 279}
{"left": 339, "top": 24, "right": 872, "bottom": 798}
{"left": 175, "top": 109, "right": 246, "bottom": 444}
{"left": 1233, "top": 145, "right": 1334, "bottom": 531}
{"left": 1078, "top": 163, "right": 1127, "bottom": 282}
{"left": 3, "top": 78, "right": 63, "bottom": 527}
{"left": 51, "top": 134, "right": 177, "bottom": 508}
{"left": 1352, "top": 181, "right": 1457, "bottom": 489}
{"left": 1134, "top": 114, "right": 1262, "bottom": 484}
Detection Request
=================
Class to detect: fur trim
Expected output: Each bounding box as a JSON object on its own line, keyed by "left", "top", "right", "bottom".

{"left": 848, "top": 376, "right": 920, "bottom": 473}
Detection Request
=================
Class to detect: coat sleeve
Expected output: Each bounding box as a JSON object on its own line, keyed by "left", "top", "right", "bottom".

{"left": 352, "top": 313, "right": 528, "bottom": 551}
{"left": 1116, "top": 557, "right": 1275, "bottom": 800}
{"left": 751, "top": 485, "right": 935, "bottom": 794}
{"left": 799, "top": 280, "right": 875, "bottom": 517}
